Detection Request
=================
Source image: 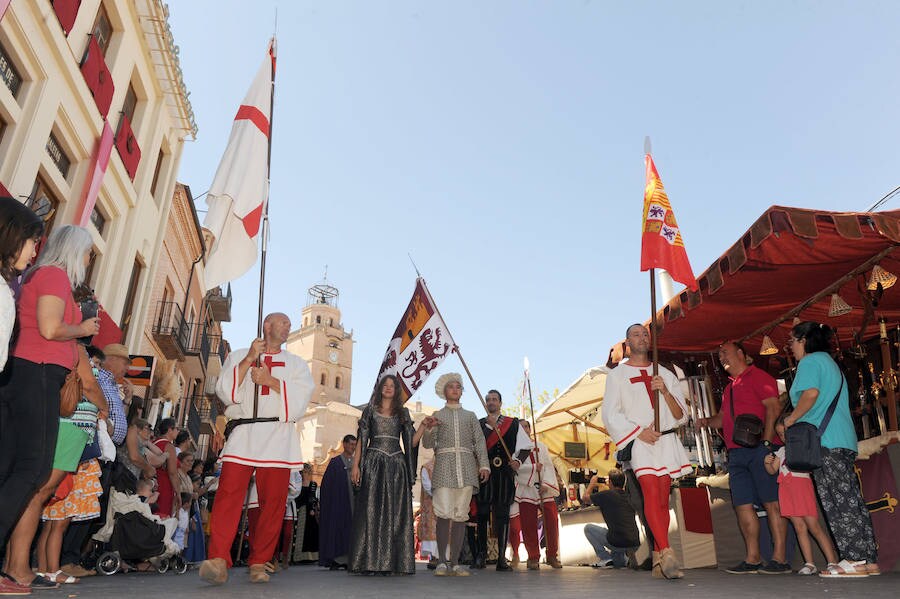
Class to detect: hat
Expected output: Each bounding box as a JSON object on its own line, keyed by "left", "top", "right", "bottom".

{"left": 102, "top": 343, "right": 131, "bottom": 361}
{"left": 435, "top": 372, "right": 463, "bottom": 399}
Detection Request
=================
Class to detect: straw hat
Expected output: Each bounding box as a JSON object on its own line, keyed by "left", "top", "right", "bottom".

{"left": 102, "top": 343, "right": 131, "bottom": 361}
{"left": 435, "top": 372, "right": 463, "bottom": 399}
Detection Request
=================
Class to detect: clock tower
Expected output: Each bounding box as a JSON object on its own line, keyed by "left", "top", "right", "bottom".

{"left": 287, "top": 279, "right": 353, "bottom": 408}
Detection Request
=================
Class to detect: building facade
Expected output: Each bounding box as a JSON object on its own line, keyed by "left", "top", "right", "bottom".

{"left": 137, "top": 182, "right": 229, "bottom": 460}
{"left": 0, "top": 0, "right": 196, "bottom": 349}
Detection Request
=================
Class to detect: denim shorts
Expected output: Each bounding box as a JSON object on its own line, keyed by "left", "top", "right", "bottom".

{"left": 728, "top": 445, "right": 779, "bottom": 507}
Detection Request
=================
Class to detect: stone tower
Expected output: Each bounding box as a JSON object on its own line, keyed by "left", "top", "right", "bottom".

{"left": 287, "top": 279, "right": 353, "bottom": 409}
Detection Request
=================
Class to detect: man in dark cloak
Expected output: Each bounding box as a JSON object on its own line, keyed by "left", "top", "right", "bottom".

{"left": 317, "top": 434, "right": 357, "bottom": 569}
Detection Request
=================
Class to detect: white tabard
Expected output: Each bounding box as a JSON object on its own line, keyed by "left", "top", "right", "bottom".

{"left": 512, "top": 441, "right": 559, "bottom": 511}
{"left": 216, "top": 348, "right": 314, "bottom": 468}
{"left": 602, "top": 362, "right": 691, "bottom": 479}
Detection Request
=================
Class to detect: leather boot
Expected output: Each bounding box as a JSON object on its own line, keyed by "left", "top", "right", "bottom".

{"left": 651, "top": 551, "right": 663, "bottom": 579}
{"left": 495, "top": 521, "right": 512, "bottom": 571}
{"left": 526, "top": 559, "right": 540, "bottom": 570}
{"left": 547, "top": 555, "right": 563, "bottom": 569}
{"left": 509, "top": 549, "right": 520, "bottom": 568}
{"left": 473, "top": 519, "right": 487, "bottom": 569}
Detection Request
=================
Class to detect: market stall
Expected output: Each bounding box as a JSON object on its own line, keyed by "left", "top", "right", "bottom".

{"left": 608, "top": 205, "right": 900, "bottom": 571}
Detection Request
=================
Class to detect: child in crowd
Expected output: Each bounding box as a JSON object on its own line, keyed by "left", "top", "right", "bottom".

{"left": 173, "top": 492, "right": 192, "bottom": 551}
{"left": 764, "top": 417, "right": 838, "bottom": 575}
{"left": 136, "top": 479, "right": 159, "bottom": 509}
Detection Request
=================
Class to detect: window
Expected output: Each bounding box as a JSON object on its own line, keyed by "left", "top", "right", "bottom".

{"left": 27, "top": 177, "right": 61, "bottom": 234}
{"left": 335, "top": 376, "right": 341, "bottom": 390}
{"left": 150, "top": 149, "right": 165, "bottom": 198}
{"left": 320, "top": 373, "right": 326, "bottom": 386}
{"left": 122, "top": 82, "right": 137, "bottom": 122}
{"left": 0, "top": 42, "right": 22, "bottom": 98}
{"left": 315, "top": 315, "right": 321, "bottom": 324}
{"left": 119, "top": 257, "right": 142, "bottom": 342}
{"left": 46, "top": 133, "right": 71, "bottom": 178}
{"left": 0, "top": 112, "right": 7, "bottom": 146}
{"left": 91, "top": 4, "right": 113, "bottom": 55}
{"left": 90, "top": 206, "right": 107, "bottom": 236}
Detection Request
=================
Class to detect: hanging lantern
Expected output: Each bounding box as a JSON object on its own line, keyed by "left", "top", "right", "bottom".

{"left": 827, "top": 293, "right": 852, "bottom": 317}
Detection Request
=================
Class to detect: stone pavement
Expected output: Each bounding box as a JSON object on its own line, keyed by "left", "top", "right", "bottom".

{"left": 59, "top": 562, "right": 896, "bottom": 599}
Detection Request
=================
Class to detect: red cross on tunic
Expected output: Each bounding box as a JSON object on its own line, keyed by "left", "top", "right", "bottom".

{"left": 260, "top": 354, "right": 285, "bottom": 395}
{"left": 629, "top": 368, "right": 655, "bottom": 407}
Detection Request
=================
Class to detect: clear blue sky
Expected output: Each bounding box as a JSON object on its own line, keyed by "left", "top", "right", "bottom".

{"left": 167, "top": 1, "right": 900, "bottom": 412}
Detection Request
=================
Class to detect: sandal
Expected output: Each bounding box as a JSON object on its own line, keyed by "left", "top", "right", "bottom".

{"left": 26, "top": 575, "right": 58, "bottom": 589}
{"left": 797, "top": 563, "right": 817, "bottom": 576}
{"left": 46, "top": 571, "right": 78, "bottom": 585}
{"left": 866, "top": 563, "right": 881, "bottom": 576}
{"left": 819, "top": 560, "right": 868, "bottom": 578}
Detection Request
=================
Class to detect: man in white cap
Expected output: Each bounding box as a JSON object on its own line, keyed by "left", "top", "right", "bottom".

{"left": 421, "top": 373, "right": 489, "bottom": 576}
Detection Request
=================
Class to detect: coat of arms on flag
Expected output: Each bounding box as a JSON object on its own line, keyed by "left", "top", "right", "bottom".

{"left": 640, "top": 153, "right": 697, "bottom": 291}
{"left": 377, "top": 279, "right": 455, "bottom": 399}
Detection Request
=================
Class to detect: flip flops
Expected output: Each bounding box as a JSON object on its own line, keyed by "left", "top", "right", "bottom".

{"left": 39, "top": 571, "right": 78, "bottom": 585}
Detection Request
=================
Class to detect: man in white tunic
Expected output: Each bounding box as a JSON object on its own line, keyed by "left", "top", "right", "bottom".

{"left": 602, "top": 323, "right": 690, "bottom": 580}
{"left": 200, "top": 312, "right": 313, "bottom": 585}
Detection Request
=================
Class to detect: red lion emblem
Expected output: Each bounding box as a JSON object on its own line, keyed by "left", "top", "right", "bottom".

{"left": 401, "top": 327, "right": 450, "bottom": 390}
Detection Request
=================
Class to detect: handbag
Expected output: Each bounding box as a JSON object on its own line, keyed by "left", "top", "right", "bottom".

{"left": 784, "top": 374, "right": 843, "bottom": 472}
{"left": 729, "top": 387, "right": 764, "bottom": 448}
{"left": 59, "top": 347, "right": 82, "bottom": 418}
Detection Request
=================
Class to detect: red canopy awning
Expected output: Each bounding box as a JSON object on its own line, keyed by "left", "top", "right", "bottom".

{"left": 639, "top": 206, "right": 900, "bottom": 356}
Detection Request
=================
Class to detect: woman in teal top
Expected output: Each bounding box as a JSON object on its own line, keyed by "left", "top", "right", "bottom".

{"left": 785, "top": 321, "right": 877, "bottom": 577}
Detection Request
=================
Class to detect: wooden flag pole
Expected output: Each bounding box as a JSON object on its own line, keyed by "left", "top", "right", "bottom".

{"left": 421, "top": 278, "right": 514, "bottom": 462}
{"left": 524, "top": 357, "right": 544, "bottom": 516}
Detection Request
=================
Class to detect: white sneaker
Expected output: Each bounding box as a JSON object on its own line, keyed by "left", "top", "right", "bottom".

{"left": 434, "top": 563, "right": 449, "bottom": 576}
{"left": 797, "top": 563, "right": 818, "bottom": 576}
{"left": 451, "top": 565, "right": 470, "bottom": 577}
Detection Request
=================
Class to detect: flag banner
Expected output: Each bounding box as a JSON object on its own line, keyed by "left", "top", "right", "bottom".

{"left": 376, "top": 278, "right": 455, "bottom": 399}
{"left": 203, "top": 39, "right": 276, "bottom": 291}
{"left": 640, "top": 154, "right": 698, "bottom": 291}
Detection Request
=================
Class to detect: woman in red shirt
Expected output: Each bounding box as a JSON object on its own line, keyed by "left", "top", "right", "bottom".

{"left": 154, "top": 418, "right": 181, "bottom": 518}
{"left": 0, "top": 225, "right": 101, "bottom": 590}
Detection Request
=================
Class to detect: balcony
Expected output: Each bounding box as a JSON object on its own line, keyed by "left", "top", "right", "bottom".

{"left": 151, "top": 301, "right": 189, "bottom": 359}
{"left": 206, "top": 284, "right": 232, "bottom": 322}
{"left": 181, "top": 322, "right": 207, "bottom": 379}
{"left": 195, "top": 394, "right": 220, "bottom": 436}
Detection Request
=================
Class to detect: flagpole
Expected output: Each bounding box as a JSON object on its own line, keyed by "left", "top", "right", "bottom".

{"left": 420, "top": 278, "right": 514, "bottom": 462}
{"left": 236, "top": 38, "right": 276, "bottom": 567}
{"left": 252, "top": 38, "right": 276, "bottom": 420}
{"left": 650, "top": 269, "right": 660, "bottom": 431}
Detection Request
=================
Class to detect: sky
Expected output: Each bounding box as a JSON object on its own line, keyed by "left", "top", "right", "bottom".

{"left": 166, "top": 1, "right": 900, "bottom": 413}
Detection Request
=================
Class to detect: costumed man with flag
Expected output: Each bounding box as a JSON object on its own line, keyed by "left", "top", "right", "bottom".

{"left": 199, "top": 312, "right": 313, "bottom": 584}
{"left": 473, "top": 389, "right": 532, "bottom": 571}
{"left": 601, "top": 148, "right": 696, "bottom": 580}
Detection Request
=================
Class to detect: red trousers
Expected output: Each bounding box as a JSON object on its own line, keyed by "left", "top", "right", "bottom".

{"left": 247, "top": 509, "right": 294, "bottom": 559}
{"left": 510, "top": 500, "right": 559, "bottom": 560}
{"left": 207, "top": 462, "right": 290, "bottom": 567}
{"left": 638, "top": 474, "right": 671, "bottom": 551}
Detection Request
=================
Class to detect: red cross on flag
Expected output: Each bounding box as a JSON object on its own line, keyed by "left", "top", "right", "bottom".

{"left": 376, "top": 278, "right": 455, "bottom": 400}
{"left": 640, "top": 153, "right": 698, "bottom": 291}
{"left": 203, "top": 39, "right": 276, "bottom": 291}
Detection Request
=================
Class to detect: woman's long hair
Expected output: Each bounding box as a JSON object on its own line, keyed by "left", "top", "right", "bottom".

{"left": 791, "top": 321, "right": 834, "bottom": 354}
{"left": 0, "top": 197, "right": 43, "bottom": 282}
{"left": 33, "top": 224, "right": 93, "bottom": 288}
{"left": 369, "top": 374, "right": 407, "bottom": 421}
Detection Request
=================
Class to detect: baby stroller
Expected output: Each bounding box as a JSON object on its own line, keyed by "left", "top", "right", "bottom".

{"left": 91, "top": 489, "right": 187, "bottom": 575}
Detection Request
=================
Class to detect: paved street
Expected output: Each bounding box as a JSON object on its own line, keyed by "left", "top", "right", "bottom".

{"left": 59, "top": 562, "right": 897, "bottom": 599}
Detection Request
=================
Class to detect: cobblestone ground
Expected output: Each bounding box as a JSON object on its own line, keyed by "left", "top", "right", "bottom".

{"left": 61, "top": 562, "right": 897, "bottom": 599}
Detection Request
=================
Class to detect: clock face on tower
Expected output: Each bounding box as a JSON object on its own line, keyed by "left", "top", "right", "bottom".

{"left": 328, "top": 350, "right": 339, "bottom": 364}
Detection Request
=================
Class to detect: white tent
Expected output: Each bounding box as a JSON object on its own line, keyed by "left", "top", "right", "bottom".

{"left": 534, "top": 366, "right": 617, "bottom": 474}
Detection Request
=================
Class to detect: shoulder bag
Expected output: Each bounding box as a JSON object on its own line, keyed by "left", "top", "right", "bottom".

{"left": 784, "top": 374, "right": 843, "bottom": 472}
{"left": 730, "top": 387, "right": 764, "bottom": 448}
{"left": 60, "top": 346, "right": 81, "bottom": 418}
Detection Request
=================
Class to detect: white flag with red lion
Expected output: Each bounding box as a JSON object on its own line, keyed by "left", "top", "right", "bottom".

{"left": 377, "top": 278, "right": 455, "bottom": 399}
